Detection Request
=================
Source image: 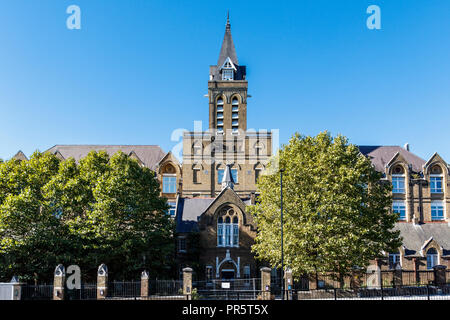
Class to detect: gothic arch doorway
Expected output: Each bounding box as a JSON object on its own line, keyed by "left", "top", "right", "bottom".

{"left": 220, "top": 261, "right": 236, "bottom": 280}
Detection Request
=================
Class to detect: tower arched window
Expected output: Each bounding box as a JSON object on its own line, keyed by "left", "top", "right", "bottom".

{"left": 232, "top": 98, "right": 239, "bottom": 133}
{"left": 216, "top": 97, "right": 224, "bottom": 133}
{"left": 426, "top": 248, "right": 438, "bottom": 270}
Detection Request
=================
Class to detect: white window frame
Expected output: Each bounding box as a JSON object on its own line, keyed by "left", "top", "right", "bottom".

{"left": 168, "top": 202, "right": 176, "bottom": 217}
{"left": 217, "top": 216, "right": 239, "bottom": 248}
{"left": 222, "top": 69, "right": 234, "bottom": 80}
{"left": 162, "top": 174, "right": 177, "bottom": 194}
{"left": 430, "top": 174, "right": 444, "bottom": 194}
{"left": 426, "top": 249, "right": 439, "bottom": 270}
{"left": 431, "top": 201, "right": 445, "bottom": 221}
{"left": 388, "top": 253, "right": 401, "bottom": 269}
{"left": 392, "top": 174, "right": 406, "bottom": 194}
{"left": 392, "top": 201, "right": 407, "bottom": 221}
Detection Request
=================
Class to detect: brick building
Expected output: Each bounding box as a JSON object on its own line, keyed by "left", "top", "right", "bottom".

{"left": 10, "top": 15, "right": 450, "bottom": 282}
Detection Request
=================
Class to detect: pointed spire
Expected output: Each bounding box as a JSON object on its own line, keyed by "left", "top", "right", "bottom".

{"left": 217, "top": 12, "right": 238, "bottom": 67}
{"left": 221, "top": 164, "right": 235, "bottom": 190}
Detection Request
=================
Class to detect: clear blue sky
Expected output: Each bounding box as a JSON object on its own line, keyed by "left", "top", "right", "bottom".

{"left": 0, "top": 1, "right": 449, "bottom": 162}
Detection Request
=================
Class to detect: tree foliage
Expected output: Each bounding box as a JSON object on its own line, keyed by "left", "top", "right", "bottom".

{"left": 0, "top": 151, "right": 174, "bottom": 282}
{"left": 248, "top": 132, "right": 401, "bottom": 281}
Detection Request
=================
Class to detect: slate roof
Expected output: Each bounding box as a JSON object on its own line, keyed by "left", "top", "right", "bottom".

{"left": 395, "top": 223, "right": 450, "bottom": 257}
{"left": 176, "top": 197, "right": 215, "bottom": 233}
{"left": 175, "top": 192, "right": 253, "bottom": 233}
{"left": 45, "top": 145, "right": 166, "bottom": 171}
{"left": 358, "top": 146, "right": 426, "bottom": 173}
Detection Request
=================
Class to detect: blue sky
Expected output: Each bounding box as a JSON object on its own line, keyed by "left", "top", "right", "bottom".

{"left": 0, "top": 1, "right": 449, "bottom": 162}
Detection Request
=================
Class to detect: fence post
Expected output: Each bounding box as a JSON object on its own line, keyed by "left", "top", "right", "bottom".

{"left": 260, "top": 267, "right": 271, "bottom": 300}
{"left": 284, "top": 268, "right": 293, "bottom": 300}
{"left": 433, "top": 265, "right": 447, "bottom": 286}
{"left": 393, "top": 263, "right": 402, "bottom": 288}
{"left": 141, "top": 270, "right": 149, "bottom": 299}
{"left": 53, "top": 264, "right": 65, "bottom": 300}
{"left": 9, "top": 276, "right": 22, "bottom": 300}
{"left": 427, "top": 284, "right": 430, "bottom": 300}
{"left": 183, "top": 267, "right": 193, "bottom": 300}
{"left": 97, "top": 264, "right": 108, "bottom": 300}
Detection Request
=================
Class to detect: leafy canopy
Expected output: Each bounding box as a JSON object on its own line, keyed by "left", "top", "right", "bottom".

{"left": 249, "top": 132, "right": 401, "bottom": 280}
{"left": 0, "top": 150, "right": 174, "bottom": 282}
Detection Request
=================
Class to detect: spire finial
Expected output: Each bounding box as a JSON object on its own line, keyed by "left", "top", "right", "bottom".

{"left": 221, "top": 164, "right": 235, "bottom": 190}
{"left": 226, "top": 11, "right": 230, "bottom": 31}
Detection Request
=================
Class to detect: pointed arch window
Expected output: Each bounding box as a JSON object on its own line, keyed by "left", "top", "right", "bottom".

{"left": 392, "top": 166, "right": 405, "bottom": 194}
{"left": 217, "top": 208, "right": 239, "bottom": 247}
{"left": 426, "top": 248, "right": 438, "bottom": 270}
{"left": 217, "top": 217, "right": 224, "bottom": 246}
{"left": 430, "top": 165, "right": 443, "bottom": 194}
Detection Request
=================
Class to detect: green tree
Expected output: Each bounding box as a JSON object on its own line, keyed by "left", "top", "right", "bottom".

{"left": 249, "top": 132, "right": 401, "bottom": 285}
{"left": 0, "top": 150, "right": 174, "bottom": 282}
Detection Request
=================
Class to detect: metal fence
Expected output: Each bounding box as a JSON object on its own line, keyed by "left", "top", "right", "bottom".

{"left": 311, "top": 270, "right": 441, "bottom": 289}
{"left": 65, "top": 283, "right": 97, "bottom": 300}
{"left": 195, "top": 278, "right": 261, "bottom": 300}
{"left": 21, "top": 284, "right": 53, "bottom": 300}
{"left": 107, "top": 281, "right": 141, "bottom": 299}
{"left": 149, "top": 279, "right": 183, "bottom": 296}
{"left": 295, "top": 284, "right": 450, "bottom": 300}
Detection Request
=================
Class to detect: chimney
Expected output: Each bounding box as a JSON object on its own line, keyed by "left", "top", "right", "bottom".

{"left": 404, "top": 143, "right": 410, "bottom": 151}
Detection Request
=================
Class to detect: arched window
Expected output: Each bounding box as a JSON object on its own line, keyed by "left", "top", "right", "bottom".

{"left": 391, "top": 165, "right": 405, "bottom": 194}
{"left": 217, "top": 217, "right": 224, "bottom": 247}
{"left": 233, "top": 216, "right": 239, "bottom": 245}
{"left": 162, "top": 164, "right": 177, "bottom": 194}
{"left": 430, "top": 165, "right": 443, "bottom": 194}
{"left": 217, "top": 207, "right": 239, "bottom": 247}
{"left": 216, "top": 98, "right": 224, "bottom": 133}
{"left": 231, "top": 98, "right": 239, "bottom": 133}
{"left": 426, "top": 248, "right": 438, "bottom": 270}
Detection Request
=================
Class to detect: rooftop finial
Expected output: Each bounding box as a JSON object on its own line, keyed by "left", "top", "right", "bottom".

{"left": 226, "top": 11, "right": 230, "bottom": 31}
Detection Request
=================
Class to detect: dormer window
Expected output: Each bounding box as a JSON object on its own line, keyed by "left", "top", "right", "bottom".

{"left": 220, "top": 57, "right": 236, "bottom": 81}
{"left": 222, "top": 69, "right": 234, "bottom": 80}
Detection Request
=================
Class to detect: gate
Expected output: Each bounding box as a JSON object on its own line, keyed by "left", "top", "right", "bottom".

{"left": 195, "top": 278, "right": 261, "bottom": 300}
{"left": 65, "top": 282, "right": 97, "bottom": 300}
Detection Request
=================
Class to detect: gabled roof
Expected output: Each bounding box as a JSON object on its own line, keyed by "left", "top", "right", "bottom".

{"left": 176, "top": 197, "right": 215, "bottom": 233}
{"left": 12, "top": 150, "right": 28, "bottom": 161}
{"left": 394, "top": 223, "right": 450, "bottom": 257}
{"left": 45, "top": 145, "right": 166, "bottom": 171}
{"left": 358, "top": 146, "right": 426, "bottom": 173}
